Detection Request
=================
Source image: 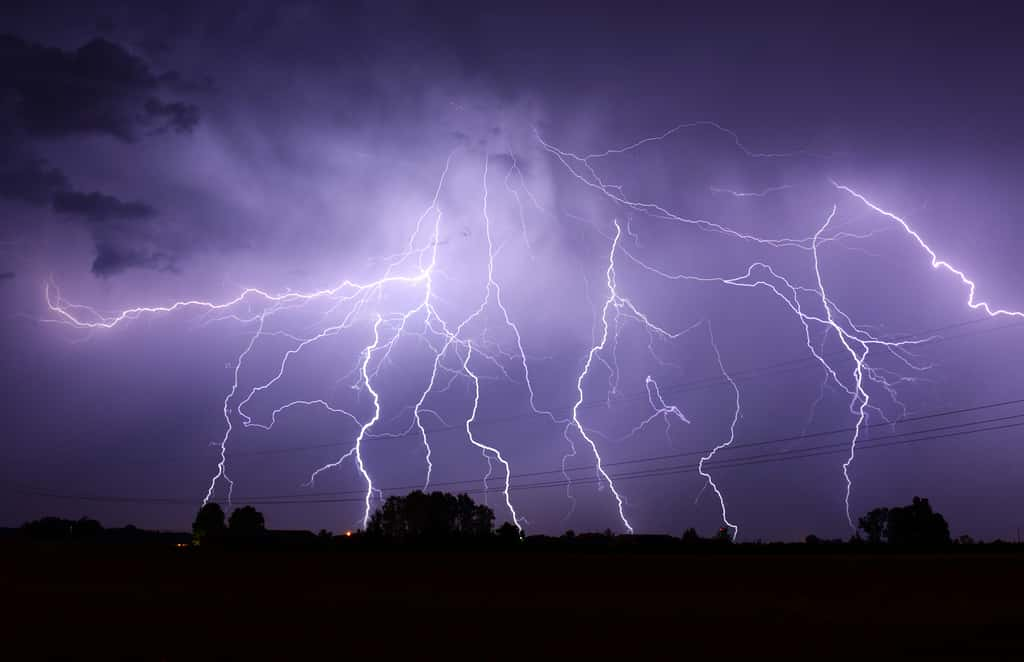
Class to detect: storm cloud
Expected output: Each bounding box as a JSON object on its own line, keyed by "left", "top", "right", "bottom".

{"left": 90, "top": 242, "right": 173, "bottom": 276}
{"left": 0, "top": 31, "right": 203, "bottom": 276}
{"left": 0, "top": 158, "right": 68, "bottom": 206}
{"left": 1, "top": 2, "right": 1023, "bottom": 542}
{"left": 52, "top": 190, "right": 156, "bottom": 224}
{"left": 0, "top": 34, "right": 199, "bottom": 141}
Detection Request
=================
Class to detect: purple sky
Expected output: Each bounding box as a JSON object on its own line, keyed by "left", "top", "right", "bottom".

{"left": 3, "top": 2, "right": 1024, "bottom": 540}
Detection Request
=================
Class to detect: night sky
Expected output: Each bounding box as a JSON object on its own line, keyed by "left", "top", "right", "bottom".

{"left": 3, "top": 1, "right": 1024, "bottom": 541}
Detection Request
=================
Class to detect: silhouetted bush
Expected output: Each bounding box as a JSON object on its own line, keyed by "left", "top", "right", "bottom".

{"left": 229, "top": 506, "right": 267, "bottom": 539}
{"left": 887, "top": 497, "right": 950, "bottom": 546}
{"left": 858, "top": 508, "right": 889, "bottom": 544}
{"left": 72, "top": 517, "right": 103, "bottom": 538}
{"left": 21, "top": 516, "right": 72, "bottom": 540}
{"left": 366, "top": 490, "right": 497, "bottom": 542}
{"left": 857, "top": 496, "right": 951, "bottom": 547}
{"left": 192, "top": 503, "right": 227, "bottom": 546}
{"left": 19, "top": 516, "right": 104, "bottom": 541}
{"left": 713, "top": 527, "right": 733, "bottom": 544}
{"left": 496, "top": 521, "right": 522, "bottom": 543}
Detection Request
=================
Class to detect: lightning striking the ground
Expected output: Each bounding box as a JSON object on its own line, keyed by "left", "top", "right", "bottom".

{"left": 699, "top": 322, "right": 742, "bottom": 540}
{"left": 42, "top": 120, "right": 1023, "bottom": 536}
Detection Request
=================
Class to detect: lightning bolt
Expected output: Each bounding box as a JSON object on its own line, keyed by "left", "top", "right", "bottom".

{"left": 566, "top": 219, "right": 708, "bottom": 533}
{"left": 568, "top": 220, "right": 634, "bottom": 532}
{"left": 306, "top": 314, "right": 384, "bottom": 527}
{"left": 622, "top": 375, "right": 691, "bottom": 444}
{"left": 203, "top": 311, "right": 266, "bottom": 507}
{"left": 45, "top": 144, "right": 592, "bottom": 532}
{"left": 832, "top": 180, "right": 1024, "bottom": 320}
{"left": 709, "top": 184, "right": 793, "bottom": 198}
{"left": 462, "top": 342, "right": 521, "bottom": 531}
{"left": 698, "top": 321, "right": 742, "bottom": 540}
{"left": 43, "top": 120, "right": 1022, "bottom": 537}
{"left": 538, "top": 125, "right": 948, "bottom": 530}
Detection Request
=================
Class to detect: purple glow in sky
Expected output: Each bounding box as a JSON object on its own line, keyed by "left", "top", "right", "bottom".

{"left": 3, "top": 2, "right": 1024, "bottom": 541}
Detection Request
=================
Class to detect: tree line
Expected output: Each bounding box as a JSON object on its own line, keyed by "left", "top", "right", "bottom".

{"left": 14, "top": 492, "right": 992, "bottom": 550}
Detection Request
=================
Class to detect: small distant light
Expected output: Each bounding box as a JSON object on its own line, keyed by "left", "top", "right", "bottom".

{"left": 345, "top": 530, "right": 352, "bottom": 537}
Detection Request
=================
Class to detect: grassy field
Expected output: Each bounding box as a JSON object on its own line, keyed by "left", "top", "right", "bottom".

{"left": 4, "top": 545, "right": 1023, "bottom": 656}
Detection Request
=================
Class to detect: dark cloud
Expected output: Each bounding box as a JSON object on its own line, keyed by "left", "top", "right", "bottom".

{"left": 143, "top": 97, "right": 199, "bottom": 133}
{"left": 0, "top": 271, "right": 14, "bottom": 280}
{"left": 0, "top": 34, "right": 200, "bottom": 141}
{"left": 91, "top": 243, "right": 174, "bottom": 277}
{"left": 50, "top": 190, "right": 166, "bottom": 275}
{"left": 0, "top": 144, "right": 171, "bottom": 278}
{"left": 0, "top": 158, "right": 69, "bottom": 205}
{"left": 0, "top": 32, "right": 204, "bottom": 277}
{"left": 52, "top": 190, "right": 156, "bottom": 224}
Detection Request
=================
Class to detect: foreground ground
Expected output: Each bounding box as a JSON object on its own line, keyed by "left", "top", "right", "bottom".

{"left": 4, "top": 544, "right": 1023, "bottom": 657}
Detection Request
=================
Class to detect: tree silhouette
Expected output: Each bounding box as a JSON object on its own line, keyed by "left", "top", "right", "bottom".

{"left": 228, "top": 505, "right": 267, "bottom": 539}
{"left": 21, "top": 516, "right": 72, "bottom": 540}
{"left": 71, "top": 516, "right": 103, "bottom": 539}
{"left": 886, "top": 497, "right": 950, "bottom": 546}
{"left": 192, "top": 503, "right": 227, "bottom": 545}
{"left": 496, "top": 521, "right": 521, "bottom": 542}
{"left": 858, "top": 507, "right": 889, "bottom": 544}
{"left": 366, "top": 490, "right": 496, "bottom": 541}
{"left": 857, "top": 497, "right": 951, "bottom": 547}
{"left": 681, "top": 528, "right": 701, "bottom": 544}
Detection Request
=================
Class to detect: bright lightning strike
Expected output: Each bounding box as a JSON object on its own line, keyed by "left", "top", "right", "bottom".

{"left": 698, "top": 322, "right": 742, "bottom": 540}
{"left": 462, "top": 342, "right": 521, "bottom": 532}
{"left": 42, "top": 121, "right": 1022, "bottom": 537}
{"left": 832, "top": 181, "right": 1024, "bottom": 320}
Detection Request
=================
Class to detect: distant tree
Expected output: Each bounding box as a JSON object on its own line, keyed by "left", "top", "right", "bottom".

{"left": 858, "top": 507, "right": 889, "bottom": 544}
{"left": 956, "top": 534, "right": 975, "bottom": 545}
{"left": 455, "top": 494, "right": 475, "bottom": 534}
{"left": 192, "top": 503, "right": 227, "bottom": 545}
{"left": 805, "top": 534, "right": 821, "bottom": 545}
{"left": 681, "top": 528, "right": 701, "bottom": 544}
{"left": 496, "top": 522, "right": 521, "bottom": 542}
{"left": 21, "top": 516, "right": 72, "bottom": 540}
{"left": 857, "top": 497, "right": 951, "bottom": 547}
{"left": 563, "top": 529, "right": 576, "bottom": 540}
{"left": 713, "top": 527, "right": 733, "bottom": 544}
{"left": 457, "top": 493, "right": 495, "bottom": 537}
{"left": 228, "top": 506, "right": 267, "bottom": 538}
{"left": 71, "top": 517, "right": 103, "bottom": 539}
{"left": 886, "top": 497, "right": 950, "bottom": 547}
{"left": 366, "top": 491, "right": 496, "bottom": 541}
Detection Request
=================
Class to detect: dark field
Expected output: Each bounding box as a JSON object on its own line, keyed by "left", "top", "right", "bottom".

{"left": 4, "top": 545, "right": 1024, "bottom": 657}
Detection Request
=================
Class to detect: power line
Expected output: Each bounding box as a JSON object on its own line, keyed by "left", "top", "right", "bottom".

{"left": 213, "top": 396, "right": 1024, "bottom": 500}
{"left": 9, "top": 397, "right": 1023, "bottom": 507}
{"left": 211, "top": 408, "right": 1024, "bottom": 502}
{"left": 225, "top": 417, "right": 1024, "bottom": 505}
{"left": 37, "top": 312, "right": 1022, "bottom": 468}
{"left": 224, "top": 314, "right": 1024, "bottom": 460}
